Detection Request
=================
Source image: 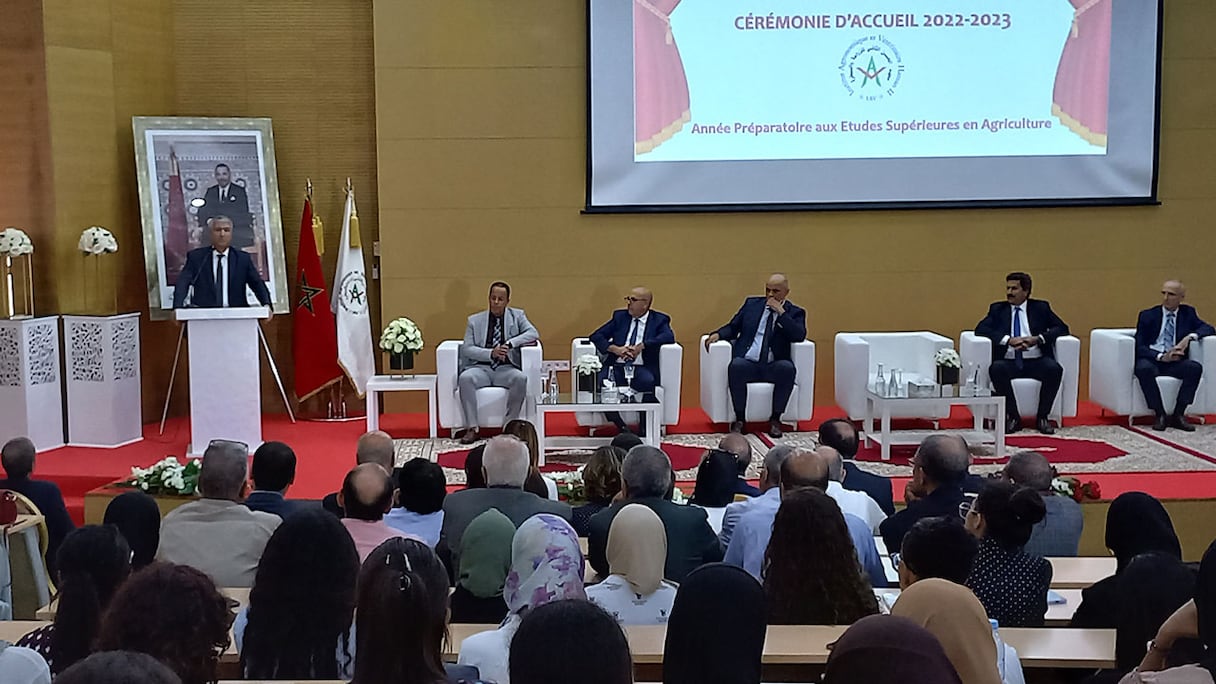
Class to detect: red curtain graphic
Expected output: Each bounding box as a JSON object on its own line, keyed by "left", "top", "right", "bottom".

{"left": 165, "top": 147, "right": 190, "bottom": 284}
{"left": 1052, "top": 0, "right": 1111, "bottom": 148}
{"left": 634, "top": 0, "right": 691, "bottom": 155}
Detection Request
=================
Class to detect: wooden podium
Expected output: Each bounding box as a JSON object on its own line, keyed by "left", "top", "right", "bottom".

{"left": 175, "top": 307, "right": 268, "bottom": 455}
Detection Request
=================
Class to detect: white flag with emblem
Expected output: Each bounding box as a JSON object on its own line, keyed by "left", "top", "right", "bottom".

{"left": 332, "top": 186, "right": 375, "bottom": 396}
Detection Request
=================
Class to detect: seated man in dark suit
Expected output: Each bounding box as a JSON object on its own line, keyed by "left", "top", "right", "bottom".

{"left": 879, "top": 434, "right": 970, "bottom": 553}
{"left": 194, "top": 163, "right": 254, "bottom": 249}
{"left": 704, "top": 273, "right": 808, "bottom": 438}
{"left": 1003, "top": 450, "right": 1082, "bottom": 557}
{"left": 171, "top": 216, "right": 272, "bottom": 315}
{"left": 0, "top": 437, "right": 76, "bottom": 578}
{"left": 244, "top": 441, "right": 299, "bottom": 519}
{"left": 1133, "top": 280, "right": 1215, "bottom": 432}
{"left": 974, "top": 271, "right": 1069, "bottom": 434}
{"left": 718, "top": 433, "right": 760, "bottom": 497}
{"left": 588, "top": 445, "right": 723, "bottom": 583}
{"left": 588, "top": 286, "right": 675, "bottom": 436}
{"left": 817, "top": 418, "right": 893, "bottom": 515}
{"left": 322, "top": 431, "right": 396, "bottom": 517}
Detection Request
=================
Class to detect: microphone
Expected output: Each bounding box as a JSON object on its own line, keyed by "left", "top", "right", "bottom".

{"left": 183, "top": 256, "right": 206, "bottom": 308}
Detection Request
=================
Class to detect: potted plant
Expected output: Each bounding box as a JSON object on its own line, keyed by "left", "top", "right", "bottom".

{"left": 935, "top": 348, "right": 962, "bottom": 386}
{"left": 126, "top": 457, "right": 201, "bottom": 496}
{"left": 574, "top": 354, "right": 602, "bottom": 401}
{"left": 380, "top": 317, "right": 424, "bottom": 372}
{"left": 77, "top": 226, "right": 119, "bottom": 314}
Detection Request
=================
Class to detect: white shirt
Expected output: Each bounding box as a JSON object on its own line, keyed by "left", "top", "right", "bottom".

{"left": 695, "top": 505, "right": 727, "bottom": 535}
{"left": 745, "top": 307, "right": 773, "bottom": 362}
{"left": 623, "top": 312, "right": 649, "bottom": 366}
{"left": 586, "top": 574, "right": 678, "bottom": 626}
{"left": 1153, "top": 307, "right": 1197, "bottom": 357}
{"left": 0, "top": 645, "right": 51, "bottom": 684}
{"left": 827, "top": 481, "right": 887, "bottom": 532}
{"left": 212, "top": 248, "right": 230, "bottom": 307}
{"left": 1001, "top": 303, "right": 1042, "bottom": 360}
{"left": 457, "top": 614, "right": 519, "bottom": 684}
{"left": 219, "top": 183, "right": 229, "bottom": 201}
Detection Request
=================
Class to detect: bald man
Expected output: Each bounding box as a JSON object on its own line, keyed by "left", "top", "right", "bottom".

{"left": 338, "top": 463, "right": 415, "bottom": 561}
{"left": 323, "top": 430, "right": 397, "bottom": 517}
{"left": 718, "top": 433, "right": 760, "bottom": 496}
{"left": 588, "top": 286, "right": 675, "bottom": 435}
{"left": 1134, "top": 280, "right": 1214, "bottom": 431}
{"left": 705, "top": 274, "right": 807, "bottom": 438}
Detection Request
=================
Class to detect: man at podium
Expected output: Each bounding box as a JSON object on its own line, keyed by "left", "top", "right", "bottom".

{"left": 172, "top": 215, "right": 272, "bottom": 316}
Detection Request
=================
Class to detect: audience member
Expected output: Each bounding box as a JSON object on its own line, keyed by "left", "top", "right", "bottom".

{"left": 818, "top": 418, "right": 895, "bottom": 515}
{"left": 340, "top": 463, "right": 412, "bottom": 562}
{"left": 718, "top": 444, "right": 796, "bottom": 548}
{"left": 510, "top": 599, "right": 633, "bottom": 684}
{"left": 898, "top": 516, "right": 980, "bottom": 588}
{"left": 103, "top": 491, "right": 161, "bottom": 569}
{"left": 17, "top": 526, "right": 131, "bottom": 674}
{"left": 458, "top": 514, "right": 586, "bottom": 684}
{"left": 55, "top": 651, "right": 181, "bottom": 684}
{"left": 819, "top": 445, "right": 886, "bottom": 532}
{"left": 610, "top": 432, "right": 644, "bottom": 452}
{"left": 690, "top": 449, "right": 739, "bottom": 533}
{"left": 440, "top": 435, "right": 571, "bottom": 573}
{"left": 1107, "top": 553, "right": 1198, "bottom": 676}
{"left": 96, "top": 563, "right": 232, "bottom": 684}
{"left": 0, "top": 643, "right": 50, "bottom": 684}
{"left": 464, "top": 445, "right": 487, "bottom": 489}
{"left": 572, "top": 446, "right": 624, "bottom": 536}
{"left": 725, "top": 448, "right": 885, "bottom": 586}
{"left": 57, "top": 647, "right": 181, "bottom": 681}
{"left": 662, "top": 563, "right": 766, "bottom": 684}
{"left": 245, "top": 441, "right": 298, "bottom": 519}
{"left": 387, "top": 458, "right": 447, "bottom": 546}
{"left": 450, "top": 509, "right": 513, "bottom": 625}
{"left": 324, "top": 431, "right": 396, "bottom": 516}
{"left": 503, "top": 419, "right": 558, "bottom": 500}
{"left": 891, "top": 578, "right": 1013, "bottom": 684}
{"left": 880, "top": 434, "right": 970, "bottom": 552}
{"left": 964, "top": 480, "right": 1051, "bottom": 627}
{"left": 353, "top": 537, "right": 482, "bottom": 684}
{"left": 588, "top": 446, "right": 722, "bottom": 583}
{"left": 156, "top": 440, "right": 280, "bottom": 587}
{"left": 236, "top": 508, "right": 359, "bottom": 680}
{"left": 1002, "top": 450, "right": 1082, "bottom": 556}
{"left": 718, "top": 433, "right": 760, "bottom": 496}
{"left": 823, "top": 614, "right": 963, "bottom": 684}
{"left": 764, "top": 487, "right": 879, "bottom": 624}
{"left": 1126, "top": 539, "right": 1216, "bottom": 684}
{"left": 0, "top": 436, "right": 76, "bottom": 578}
{"left": 587, "top": 504, "right": 677, "bottom": 625}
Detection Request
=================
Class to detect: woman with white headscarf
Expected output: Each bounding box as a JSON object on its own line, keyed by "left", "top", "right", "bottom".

{"left": 586, "top": 503, "right": 678, "bottom": 625}
{"left": 457, "top": 513, "right": 585, "bottom": 684}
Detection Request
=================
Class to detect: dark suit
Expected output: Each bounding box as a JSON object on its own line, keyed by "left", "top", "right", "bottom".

{"left": 715, "top": 297, "right": 808, "bottom": 421}
{"left": 1133, "top": 305, "right": 1215, "bottom": 416}
{"left": 196, "top": 183, "right": 254, "bottom": 248}
{"left": 879, "top": 484, "right": 966, "bottom": 553}
{"left": 439, "top": 486, "right": 572, "bottom": 575}
{"left": 0, "top": 477, "right": 76, "bottom": 578}
{"left": 843, "top": 461, "right": 895, "bottom": 516}
{"left": 589, "top": 309, "right": 675, "bottom": 430}
{"left": 734, "top": 478, "right": 761, "bottom": 498}
{"left": 243, "top": 491, "right": 299, "bottom": 519}
{"left": 588, "top": 497, "right": 723, "bottom": 583}
{"left": 975, "top": 298, "right": 1070, "bottom": 420}
{"left": 171, "top": 246, "right": 271, "bottom": 309}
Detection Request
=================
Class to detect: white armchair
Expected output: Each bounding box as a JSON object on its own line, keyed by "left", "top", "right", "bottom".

{"left": 1090, "top": 328, "right": 1214, "bottom": 423}
{"left": 959, "top": 331, "right": 1080, "bottom": 424}
{"left": 570, "top": 338, "right": 683, "bottom": 433}
{"left": 699, "top": 335, "right": 816, "bottom": 426}
{"left": 835, "top": 332, "right": 955, "bottom": 421}
{"left": 436, "top": 339, "right": 544, "bottom": 433}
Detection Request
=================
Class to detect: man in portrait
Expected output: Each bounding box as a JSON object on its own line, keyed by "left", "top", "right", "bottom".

{"left": 195, "top": 163, "right": 254, "bottom": 249}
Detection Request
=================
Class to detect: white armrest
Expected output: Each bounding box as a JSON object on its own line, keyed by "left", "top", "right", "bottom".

{"left": 522, "top": 343, "right": 543, "bottom": 403}
{"left": 436, "top": 340, "right": 463, "bottom": 428}
{"left": 699, "top": 337, "right": 733, "bottom": 424}
{"left": 1056, "top": 335, "right": 1081, "bottom": 418}
{"left": 1089, "top": 329, "right": 1136, "bottom": 415}
{"left": 960, "top": 331, "right": 993, "bottom": 386}
{"left": 790, "top": 340, "right": 816, "bottom": 421}
{"left": 834, "top": 334, "right": 871, "bottom": 419}
{"left": 659, "top": 343, "right": 683, "bottom": 426}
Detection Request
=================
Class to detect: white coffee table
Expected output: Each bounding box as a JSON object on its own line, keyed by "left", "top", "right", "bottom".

{"left": 535, "top": 393, "right": 661, "bottom": 466}
{"left": 864, "top": 386, "right": 1005, "bottom": 461}
{"left": 366, "top": 374, "right": 438, "bottom": 438}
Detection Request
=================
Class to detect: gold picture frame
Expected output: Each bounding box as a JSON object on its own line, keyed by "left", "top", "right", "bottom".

{"left": 132, "top": 116, "right": 289, "bottom": 320}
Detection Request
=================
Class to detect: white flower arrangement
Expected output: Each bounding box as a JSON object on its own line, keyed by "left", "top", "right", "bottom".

{"left": 0, "top": 227, "right": 34, "bottom": 258}
{"left": 575, "top": 353, "right": 602, "bottom": 376}
{"left": 78, "top": 226, "right": 119, "bottom": 255}
{"left": 380, "top": 317, "right": 424, "bottom": 354}
{"left": 934, "top": 348, "right": 962, "bottom": 369}
{"left": 126, "top": 456, "right": 201, "bottom": 496}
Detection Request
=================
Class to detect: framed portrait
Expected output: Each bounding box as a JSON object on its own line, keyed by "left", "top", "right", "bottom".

{"left": 133, "top": 116, "right": 289, "bottom": 320}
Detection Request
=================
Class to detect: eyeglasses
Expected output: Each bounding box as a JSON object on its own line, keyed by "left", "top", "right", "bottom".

{"left": 958, "top": 494, "right": 978, "bottom": 519}
{"left": 624, "top": 296, "right": 648, "bottom": 303}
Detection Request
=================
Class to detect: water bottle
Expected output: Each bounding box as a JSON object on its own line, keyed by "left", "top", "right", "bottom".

{"left": 875, "top": 364, "right": 886, "bottom": 395}
{"left": 603, "top": 372, "right": 617, "bottom": 404}
{"left": 990, "top": 619, "right": 1006, "bottom": 680}
{"left": 547, "top": 370, "right": 559, "bottom": 404}
{"left": 887, "top": 368, "right": 900, "bottom": 397}
{"left": 961, "top": 362, "right": 975, "bottom": 397}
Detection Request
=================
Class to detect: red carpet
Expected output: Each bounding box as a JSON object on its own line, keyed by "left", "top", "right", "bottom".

{"left": 850, "top": 434, "right": 1127, "bottom": 466}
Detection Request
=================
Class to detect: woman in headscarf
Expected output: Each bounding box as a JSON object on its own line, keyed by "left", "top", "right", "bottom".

{"left": 690, "top": 449, "right": 739, "bottom": 534}
{"left": 457, "top": 513, "right": 585, "bottom": 684}
{"left": 449, "top": 509, "right": 514, "bottom": 625}
{"left": 964, "top": 481, "right": 1051, "bottom": 627}
{"left": 586, "top": 504, "right": 677, "bottom": 625}
{"left": 663, "top": 563, "right": 765, "bottom": 684}
{"left": 102, "top": 491, "right": 161, "bottom": 569}
{"left": 1122, "top": 538, "right": 1216, "bottom": 684}
{"left": 823, "top": 614, "right": 963, "bottom": 684}
{"left": 892, "top": 578, "right": 1024, "bottom": 684}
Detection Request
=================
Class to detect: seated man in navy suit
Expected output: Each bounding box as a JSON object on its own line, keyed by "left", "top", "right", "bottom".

{"left": 974, "top": 272, "right": 1069, "bottom": 435}
{"left": 704, "top": 274, "right": 808, "bottom": 438}
{"left": 588, "top": 287, "right": 675, "bottom": 435}
{"left": 817, "top": 418, "right": 894, "bottom": 516}
{"left": 244, "top": 441, "right": 299, "bottom": 519}
{"left": 1134, "top": 280, "right": 1215, "bottom": 432}
{"left": 171, "top": 216, "right": 273, "bottom": 316}
{"left": 0, "top": 437, "right": 76, "bottom": 579}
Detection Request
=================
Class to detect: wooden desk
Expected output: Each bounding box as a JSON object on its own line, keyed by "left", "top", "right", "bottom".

{"left": 0, "top": 621, "right": 48, "bottom": 643}
{"left": 1049, "top": 557, "right": 1116, "bottom": 589}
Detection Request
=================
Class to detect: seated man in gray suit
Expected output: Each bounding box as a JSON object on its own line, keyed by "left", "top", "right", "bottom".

{"left": 438, "top": 435, "right": 571, "bottom": 575}
{"left": 458, "top": 281, "right": 540, "bottom": 444}
{"left": 1002, "top": 450, "right": 1083, "bottom": 557}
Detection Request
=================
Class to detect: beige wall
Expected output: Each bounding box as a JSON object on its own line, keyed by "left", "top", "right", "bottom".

{"left": 373, "top": 0, "right": 1216, "bottom": 413}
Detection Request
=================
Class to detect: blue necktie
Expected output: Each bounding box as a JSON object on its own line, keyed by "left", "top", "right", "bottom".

{"left": 1163, "top": 312, "right": 1176, "bottom": 351}
{"left": 627, "top": 319, "right": 639, "bottom": 346}
{"left": 1013, "top": 306, "right": 1024, "bottom": 369}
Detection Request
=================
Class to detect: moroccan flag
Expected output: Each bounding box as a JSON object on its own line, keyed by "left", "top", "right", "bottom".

{"left": 331, "top": 186, "right": 375, "bottom": 397}
{"left": 292, "top": 196, "right": 342, "bottom": 401}
{"left": 165, "top": 147, "right": 190, "bottom": 284}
